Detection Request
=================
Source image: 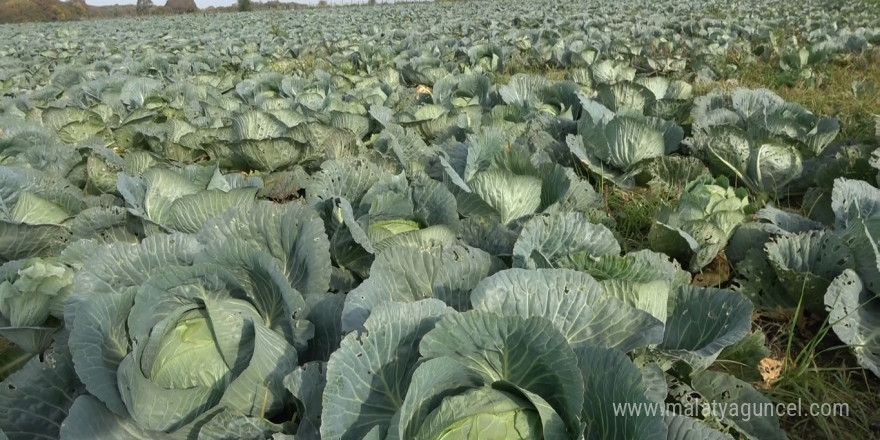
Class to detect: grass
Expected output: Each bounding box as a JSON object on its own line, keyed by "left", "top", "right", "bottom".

{"left": 756, "top": 310, "right": 880, "bottom": 440}
{"left": 492, "top": 65, "right": 570, "bottom": 85}
{"left": 769, "top": 368, "right": 879, "bottom": 439}
{"left": 601, "top": 184, "right": 668, "bottom": 252}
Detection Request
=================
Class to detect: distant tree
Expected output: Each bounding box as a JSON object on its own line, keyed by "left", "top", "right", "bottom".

{"left": 72, "top": 0, "right": 89, "bottom": 18}
{"left": 0, "top": 0, "right": 44, "bottom": 23}
{"left": 136, "top": 0, "right": 152, "bottom": 15}
{"left": 51, "top": 3, "right": 67, "bottom": 19}
{"left": 166, "top": 0, "right": 198, "bottom": 13}
{"left": 237, "top": 0, "right": 251, "bottom": 11}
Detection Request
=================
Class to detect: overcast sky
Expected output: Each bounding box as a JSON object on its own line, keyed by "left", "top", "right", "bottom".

{"left": 83, "top": 0, "right": 393, "bottom": 5}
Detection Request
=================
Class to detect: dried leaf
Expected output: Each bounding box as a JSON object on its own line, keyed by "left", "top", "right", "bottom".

{"left": 757, "top": 357, "right": 783, "bottom": 388}
{"left": 416, "top": 84, "right": 433, "bottom": 98}
{"left": 692, "top": 251, "right": 731, "bottom": 287}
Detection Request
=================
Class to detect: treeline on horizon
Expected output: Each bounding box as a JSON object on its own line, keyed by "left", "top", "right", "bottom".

{"left": 0, "top": 0, "right": 310, "bottom": 25}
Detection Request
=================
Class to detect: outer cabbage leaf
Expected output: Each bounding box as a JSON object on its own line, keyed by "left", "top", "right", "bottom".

{"left": 824, "top": 270, "right": 880, "bottom": 377}
{"left": 0, "top": 332, "right": 84, "bottom": 440}
{"left": 321, "top": 300, "right": 454, "bottom": 440}
{"left": 658, "top": 285, "right": 753, "bottom": 371}
{"left": 197, "top": 201, "right": 332, "bottom": 296}
{"left": 419, "top": 311, "right": 585, "bottom": 436}
{"left": 461, "top": 169, "right": 542, "bottom": 225}
{"left": 284, "top": 362, "right": 327, "bottom": 440}
{"left": 831, "top": 177, "right": 880, "bottom": 229}
{"left": 470, "top": 269, "right": 664, "bottom": 352}
{"left": 512, "top": 212, "right": 620, "bottom": 269}
{"left": 60, "top": 395, "right": 163, "bottom": 440}
{"left": 765, "top": 231, "right": 853, "bottom": 311}
{"left": 342, "top": 240, "right": 503, "bottom": 333}
{"left": 118, "top": 165, "right": 260, "bottom": 234}
{"left": 665, "top": 414, "right": 734, "bottom": 440}
{"left": 576, "top": 346, "right": 666, "bottom": 440}
{"left": 691, "top": 371, "right": 788, "bottom": 440}
{"left": 392, "top": 357, "right": 485, "bottom": 440}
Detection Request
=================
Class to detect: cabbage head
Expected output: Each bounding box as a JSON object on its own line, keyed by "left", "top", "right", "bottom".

{"left": 61, "top": 235, "right": 309, "bottom": 437}
{"left": 0, "top": 258, "right": 73, "bottom": 352}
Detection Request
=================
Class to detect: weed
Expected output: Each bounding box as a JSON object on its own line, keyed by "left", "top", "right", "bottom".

{"left": 601, "top": 183, "right": 669, "bottom": 252}
{"left": 754, "top": 281, "right": 880, "bottom": 440}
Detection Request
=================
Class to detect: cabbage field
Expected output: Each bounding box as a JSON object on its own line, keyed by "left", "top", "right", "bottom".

{"left": 0, "top": 0, "right": 879, "bottom": 438}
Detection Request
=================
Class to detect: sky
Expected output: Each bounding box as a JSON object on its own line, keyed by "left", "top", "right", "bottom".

{"left": 83, "top": 0, "right": 382, "bottom": 5}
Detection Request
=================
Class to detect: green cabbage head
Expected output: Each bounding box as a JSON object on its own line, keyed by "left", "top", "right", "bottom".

{"left": 0, "top": 258, "right": 73, "bottom": 351}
